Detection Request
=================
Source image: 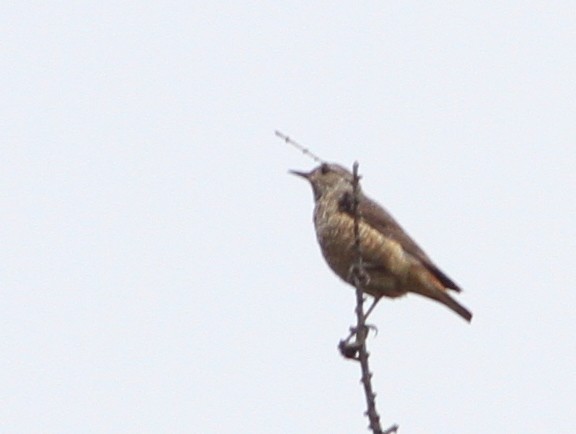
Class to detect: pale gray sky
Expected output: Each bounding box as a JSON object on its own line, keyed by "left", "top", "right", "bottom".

{"left": 1, "top": 2, "right": 575, "bottom": 433}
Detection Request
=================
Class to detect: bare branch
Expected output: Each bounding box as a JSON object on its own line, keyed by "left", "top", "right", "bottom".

{"left": 275, "top": 130, "right": 326, "bottom": 163}
{"left": 340, "top": 162, "right": 399, "bottom": 434}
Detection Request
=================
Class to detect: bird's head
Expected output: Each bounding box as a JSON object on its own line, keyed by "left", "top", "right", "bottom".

{"left": 290, "top": 162, "right": 357, "bottom": 201}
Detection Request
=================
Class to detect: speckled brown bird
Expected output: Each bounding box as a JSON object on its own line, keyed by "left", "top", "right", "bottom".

{"left": 291, "top": 162, "right": 472, "bottom": 322}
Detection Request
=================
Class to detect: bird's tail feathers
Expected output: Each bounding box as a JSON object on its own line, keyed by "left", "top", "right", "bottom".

{"left": 434, "top": 291, "right": 472, "bottom": 322}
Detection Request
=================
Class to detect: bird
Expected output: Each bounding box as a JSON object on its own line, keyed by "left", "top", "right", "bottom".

{"left": 291, "top": 162, "right": 472, "bottom": 322}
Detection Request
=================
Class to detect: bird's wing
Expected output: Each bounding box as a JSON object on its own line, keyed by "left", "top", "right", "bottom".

{"left": 341, "top": 192, "right": 462, "bottom": 292}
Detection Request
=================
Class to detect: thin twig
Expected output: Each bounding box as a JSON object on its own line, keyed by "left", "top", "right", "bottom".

{"left": 348, "top": 162, "right": 399, "bottom": 434}
{"left": 275, "top": 130, "right": 325, "bottom": 163}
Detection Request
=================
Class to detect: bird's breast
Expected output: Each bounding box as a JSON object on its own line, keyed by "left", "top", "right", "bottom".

{"left": 313, "top": 201, "right": 412, "bottom": 297}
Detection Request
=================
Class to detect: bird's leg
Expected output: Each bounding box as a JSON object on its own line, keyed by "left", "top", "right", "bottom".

{"left": 363, "top": 296, "right": 380, "bottom": 322}
{"left": 339, "top": 297, "right": 380, "bottom": 359}
{"left": 342, "top": 296, "right": 380, "bottom": 343}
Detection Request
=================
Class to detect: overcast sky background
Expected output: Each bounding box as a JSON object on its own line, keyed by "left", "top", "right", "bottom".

{"left": 1, "top": 2, "right": 575, "bottom": 433}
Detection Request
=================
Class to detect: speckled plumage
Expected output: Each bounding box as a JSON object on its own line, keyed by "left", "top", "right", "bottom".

{"left": 292, "top": 163, "right": 472, "bottom": 322}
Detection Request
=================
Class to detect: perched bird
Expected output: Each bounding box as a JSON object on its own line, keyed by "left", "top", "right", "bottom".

{"left": 291, "top": 162, "right": 472, "bottom": 322}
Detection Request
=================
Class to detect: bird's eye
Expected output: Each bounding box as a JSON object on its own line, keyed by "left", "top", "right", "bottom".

{"left": 320, "top": 163, "right": 330, "bottom": 174}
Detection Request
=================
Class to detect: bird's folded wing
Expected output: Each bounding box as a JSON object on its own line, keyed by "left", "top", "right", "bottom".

{"left": 343, "top": 193, "right": 462, "bottom": 292}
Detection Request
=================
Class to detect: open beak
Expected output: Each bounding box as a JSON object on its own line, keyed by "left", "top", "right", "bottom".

{"left": 289, "top": 169, "right": 310, "bottom": 179}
